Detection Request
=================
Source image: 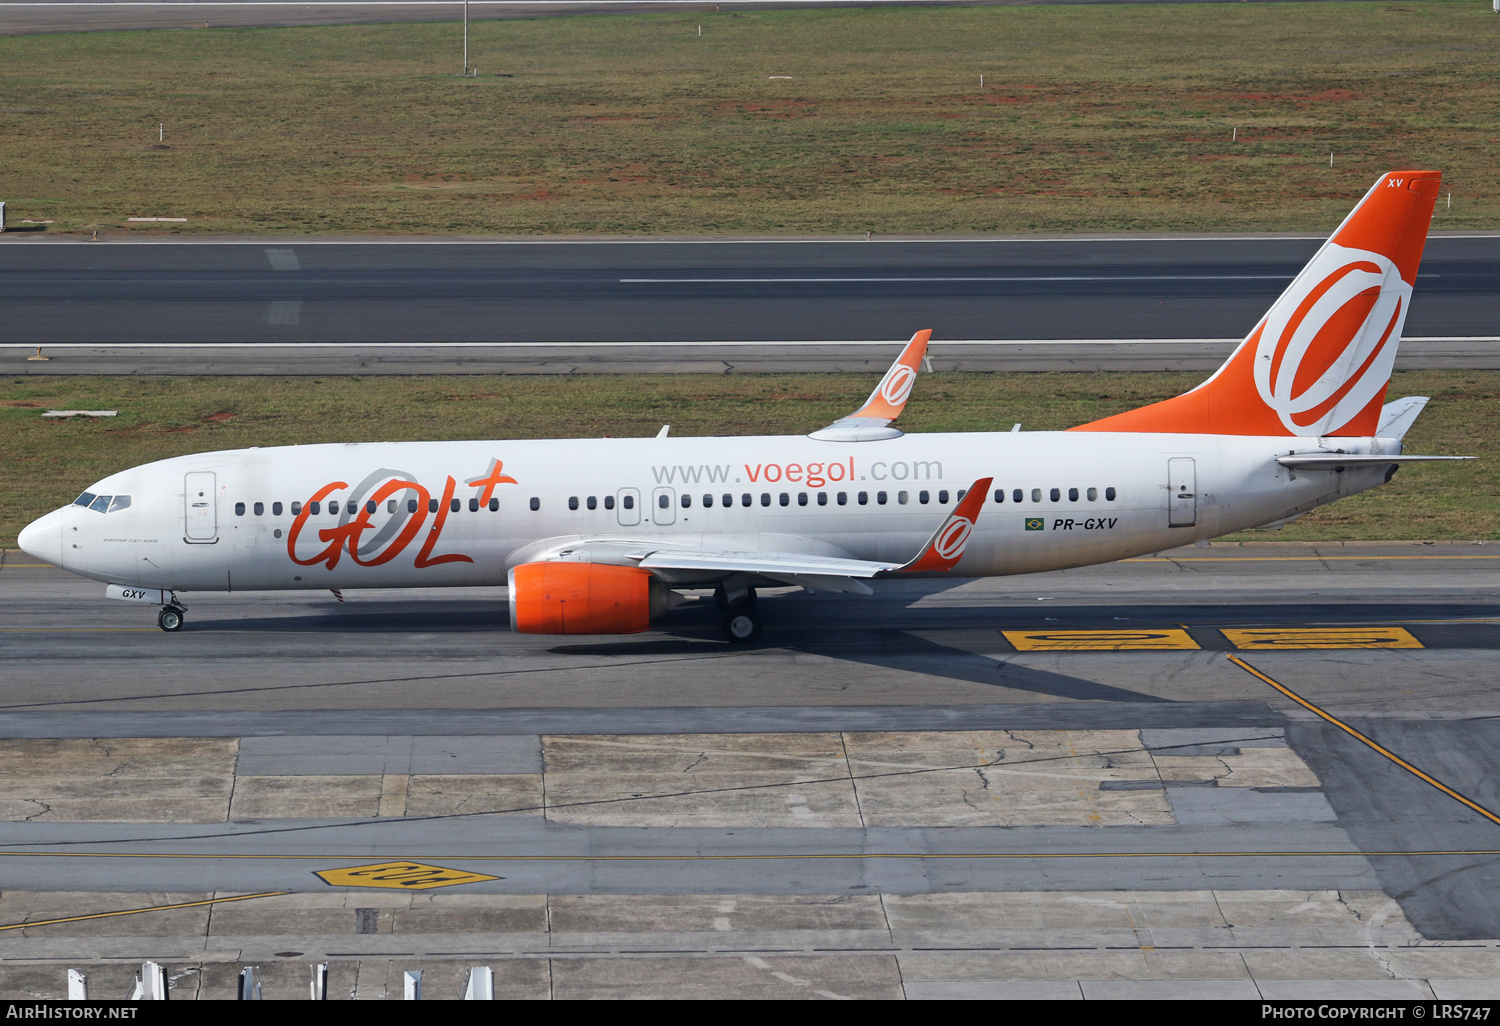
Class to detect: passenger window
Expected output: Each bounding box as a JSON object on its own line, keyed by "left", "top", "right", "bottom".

{"left": 272, "top": 502, "right": 283, "bottom": 516}
{"left": 328, "top": 501, "right": 341, "bottom": 515}
{"left": 446, "top": 498, "right": 458, "bottom": 513}
{"left": 622, "top": 495, "right": 632, "bottom": 510}
{"left": 956, "top": 489, "right": 966, "bottom": 502}
{"left": 777, "top": 492, "right": 787, "bottom": 506}
{"left": 488, "top": 498, "right": 499, "bottom": 512}
{"left": 993, "top": 489, "right": 1003, "bottom": 503}
{"left": 109, "top": 495, "right": 132, "bottom": 513}
{"left": 587, "top": 496, "right": 598, "bottom": 510}
{"left": 530, "top": 497, "right": 540, "bottom": 511}
{"left": 703, "top": 494, "right": 713, "bottom": 508}
{"left": 817, "top": 492, "right": 827, "bottom": 506}
{"left": 469, "top": 498, "right": 480, "bottom": 512}
{"left": 1106, "top": 487, "right": 1117, "bottom": 501}
{"left": 722, "top": 494, "right": 732, "bottom": 507}
{"left": 569, "top": 496, "right": 579, "bottom": 511}
{"left": 1031, "top": 488, "right": 1042, "bottom": 503}
{"left": 797, "top": 492, "right": 808, "bottom": 506}
{"left": 367, "top": 500, "right": 378, "bottom": 515}
{"left": 310, "top": 501, "right": 321, "bottom": 515}
{"left": 1067, "top": 488, "right": 1077, "bottom": 502}
{"left": 940, "top": 490, "right": 950, "bottom": 504}
{"left": 1013, "top": 489, "right": 1023, "bottom": 503}
{"left": 658, "top": 494, "right": 669, "bottom": 509}
{"left": 682, "top": 494, "right": 692, "bottom": 508}
{"left": 761, "top": 493, "right": 771, "bottom": 506}
{"left": 292, "top": 501, "right": 303, "bottom": 515}
{"left": 605, "top": 495, "right": 616, "bottom": 510}
{"left": 387, "top": 499, "right": 397, "bottom": 513}
{"left": 234, "top": 502, "right": 245, "bottom": 516}
{"left": 859, "top": 491, "right": 869, "bottom": 505}
{"left": 253, "top": 501, "right": 264, "bottom": 516}
{"left": 74, "top": 492, "right": 96, "bottom": 508}
{"left": 898, "top": 491, "right": 909, "bottom": 504}
{"left": 1050, "top": 488, "right": 1061, "bottom": 502}
{"left": 919, "top": 490, "right": 930, "bottom": 504}
{"left": 877, "top": 491, "right": 887, "bottom": 505}
{"left": 837, "top": 492, "right": 848, "bottom": 505}
{"left": 742, "top": 493, "right": 752, "bottom": 507}
{"left": 1087, "top": 487, "right": 1098, "bottom": 501}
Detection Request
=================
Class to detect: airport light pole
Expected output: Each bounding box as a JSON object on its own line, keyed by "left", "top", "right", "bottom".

{"left": 463, "top": 0, "right": 469, "bottom": 76}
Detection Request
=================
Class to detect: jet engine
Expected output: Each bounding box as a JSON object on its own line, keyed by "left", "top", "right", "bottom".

{"left": 508, "top": 561, "right": 661, "bottom": 635}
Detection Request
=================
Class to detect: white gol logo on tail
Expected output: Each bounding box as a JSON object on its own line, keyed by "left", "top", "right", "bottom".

{"left": 879, "top": 365, "right": 918, "bottom": 407}
{"left": 1252, "top": 243, "right": 1411, "bottom": 436}
{"left": 933, "top": 517, "right": 974, "bottom": 561}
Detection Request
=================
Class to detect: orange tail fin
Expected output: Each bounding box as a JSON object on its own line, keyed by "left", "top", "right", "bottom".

{"left": 1072, "top": 171, "right": 1440, "bottom": 437}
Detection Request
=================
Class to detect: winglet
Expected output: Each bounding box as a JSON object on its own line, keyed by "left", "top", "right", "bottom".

{"left": 890, "top": 477, "right": 993, "bottom": 574}
{"left": 809, "top": 330, "right": 931, "bottom": 441}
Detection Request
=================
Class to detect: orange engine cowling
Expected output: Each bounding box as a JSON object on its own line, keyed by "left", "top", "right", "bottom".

{"left": 508, "top": 561, "right": 655, "bottom": 635}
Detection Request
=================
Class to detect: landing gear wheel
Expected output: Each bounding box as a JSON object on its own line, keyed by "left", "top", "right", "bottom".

{"left": 720, "top": 601, "right": 762, "bottom": 645}
{"left": 157, "top": 606, "right": 184, "bottom": 632}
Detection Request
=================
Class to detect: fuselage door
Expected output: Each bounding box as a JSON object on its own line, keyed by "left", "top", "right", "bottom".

{"left": 616, "top": 487, "right": 641, "bottom": 527}
{"left": 652, "top": 487, "right": 676, "bottom": 526}
{"left": 1168, "top": 457, "right": 1197, "bottom": 527}
{"left": 184, "top": 471, "right": 219, "bottom": 542}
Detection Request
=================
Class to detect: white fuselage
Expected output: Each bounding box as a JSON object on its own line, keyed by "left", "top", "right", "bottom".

{"left": 23, "top": 429, "right": 1394, "bottom": 595}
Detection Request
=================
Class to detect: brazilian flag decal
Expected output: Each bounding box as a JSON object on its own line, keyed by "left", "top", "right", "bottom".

{"left": 1024, "top": 517, "right": 1045, "bottom": 531}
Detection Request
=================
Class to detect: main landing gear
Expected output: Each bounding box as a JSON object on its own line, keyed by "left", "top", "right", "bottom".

{"left": 157, "top": 603, "right": 186, "bottom": 632}
{"left": 714, "top": 585, "right": 762, "bottom": 645}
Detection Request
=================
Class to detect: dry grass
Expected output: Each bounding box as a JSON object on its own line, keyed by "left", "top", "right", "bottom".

{"left": 1, "top": 2, "right": 1497, "bottom": 235}
{"left": 2, "top": 370, "right": 1493, "bottom": 547}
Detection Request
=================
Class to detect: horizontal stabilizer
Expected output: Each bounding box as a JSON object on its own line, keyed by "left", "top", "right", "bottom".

{"left": 1377, "top": 396, "right": 1429, "bottom": 440}
{"left": 1276, "top": 454, "right": 1472, "bottom": 470}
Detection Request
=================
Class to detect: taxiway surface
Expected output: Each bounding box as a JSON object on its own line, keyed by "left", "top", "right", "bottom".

{"left": 3, "top": 543, "right": 1499, "bottom": 997}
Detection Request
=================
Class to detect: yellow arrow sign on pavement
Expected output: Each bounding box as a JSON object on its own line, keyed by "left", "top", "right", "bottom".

{"left": 1222, "top": 627, "right": 1422, "bottom": 650}
{"left": 1003, "top": 628, "right": 1199, "bottom": 651}
{"left": 315, "top": 861, "right": 498, "bottom": 890}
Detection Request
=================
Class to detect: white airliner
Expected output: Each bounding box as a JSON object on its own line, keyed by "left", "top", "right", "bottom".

{"left": 19, "top": 170, "right": 1468, "bottom": 641}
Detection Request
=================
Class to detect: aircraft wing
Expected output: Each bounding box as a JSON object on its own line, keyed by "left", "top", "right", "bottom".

{"left": 808, "top": 330, "right": 931, "bottom": 441}
{"left": 636, "top": 476, "right": 994, "bottom": 590}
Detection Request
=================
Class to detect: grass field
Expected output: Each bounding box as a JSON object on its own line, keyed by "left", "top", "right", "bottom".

{"left": 2, "top": 370, "right": 1493, "bottom": 549}
{"left": 1, "top": 2, "right": 1497, "bottom": 235}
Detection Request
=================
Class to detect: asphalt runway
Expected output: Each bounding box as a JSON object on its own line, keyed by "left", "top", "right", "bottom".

{"left": 3, "top": 235, "right": 1498, "bottom": 373}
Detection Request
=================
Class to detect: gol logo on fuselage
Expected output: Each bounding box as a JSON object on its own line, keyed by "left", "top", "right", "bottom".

{"left": 286, "top": 459, "right": 516, "bottom": 571}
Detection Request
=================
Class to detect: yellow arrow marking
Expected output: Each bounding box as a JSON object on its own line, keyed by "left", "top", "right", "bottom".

{"left": 1003, "top": 628, "right": 1199, "bottom": 651}
{"left": 1223, "top": 627, "right": 1422, "bottom": 650}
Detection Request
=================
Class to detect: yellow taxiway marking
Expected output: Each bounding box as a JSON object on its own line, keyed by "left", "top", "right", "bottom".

{"left": 3, "top": 848, "right": 1483, "bottom": 862}
{"left": 1230, "top": 656, "right": 1500, "bottom": 829}
{"left": 1003, "top": 628, "right": 1199, "bottom": 651}
{"left": 0, "top": 890, "right": 288, "bottom": 933}
{"left": 1223, "top": 627, "right": 1423, "bottom": 650}
{"left": 315, "top": 860, "right": 498, "bottom": 890}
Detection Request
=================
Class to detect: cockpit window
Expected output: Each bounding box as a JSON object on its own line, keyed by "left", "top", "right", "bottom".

{"left": 108, "top": 495, "right": 131, "bottom": 513}
{"left": 73, "top": 492, "right": 96, "bottom": 508}
{"left": 88, "top": 494, "right": 112, "bottom": 513}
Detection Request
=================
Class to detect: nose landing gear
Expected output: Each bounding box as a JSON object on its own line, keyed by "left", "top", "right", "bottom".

{"left": 157, "top": 603, "right": 186, "bottom": 632}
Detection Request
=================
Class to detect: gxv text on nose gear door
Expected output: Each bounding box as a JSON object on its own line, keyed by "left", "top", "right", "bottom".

{"left": 184, "top": 471, "right": 219, "bottom": 542}
{"left": 1168, "top": 458, "right": 1196, "bottom": 528}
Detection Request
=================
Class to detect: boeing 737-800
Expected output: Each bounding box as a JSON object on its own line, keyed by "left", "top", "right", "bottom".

{"left": 18, "top": 171, "right": 1469, "bottom": 642}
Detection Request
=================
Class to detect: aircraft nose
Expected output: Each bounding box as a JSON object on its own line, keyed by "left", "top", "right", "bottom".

{"left": 17, "top": 509, "right": 65, "bottom": 567}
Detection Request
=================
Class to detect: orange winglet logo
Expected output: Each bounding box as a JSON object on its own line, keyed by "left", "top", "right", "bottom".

{"left": 851, "top": 329, "right": 930, "bottom": 422}
{"left": 900, "top": 477, "right": 992, "bottom": 573}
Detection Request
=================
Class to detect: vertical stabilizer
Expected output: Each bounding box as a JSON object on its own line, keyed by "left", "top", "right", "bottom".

{"left": 1073, "top": 170, "right": 1440, "bottom": 437}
